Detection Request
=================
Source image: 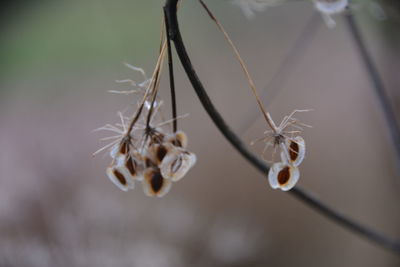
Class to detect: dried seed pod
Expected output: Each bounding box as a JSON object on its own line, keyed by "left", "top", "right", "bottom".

{"left": 148, "top": 143, "right": 171, "bottom": 165}
{"left": 142, "top": 168, "right": 172, "bottom": 197}
{"left": 110, "top": 138, "right": 130, "bottom": 159}
{"left": 280, "top": 136, "right": 305, "bottom": 167}
{"left": 106, "top": 164, "right": 135, "bottom": 192}
{"left": 117, "top": 155, "right": 144, "bottom": 182}
{"left": 268, "top": 162, "right": 300, "bottom": 191}
{"left": 160, "top": 149, "right": 197, "bottom": 182}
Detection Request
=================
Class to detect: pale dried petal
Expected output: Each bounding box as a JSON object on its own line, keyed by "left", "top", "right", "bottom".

{"left": 268, "top": 162, "right": 300, "bottom": 191}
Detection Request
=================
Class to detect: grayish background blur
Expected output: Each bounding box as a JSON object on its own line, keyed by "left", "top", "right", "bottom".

{"left": 0, "top": 0, "right": 399, "bottom": 266}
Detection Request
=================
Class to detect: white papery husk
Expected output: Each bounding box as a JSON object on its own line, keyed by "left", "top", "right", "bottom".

{"left": 106, "top": 161, "right": 135, "bottom": 192}
{"left": 268, "top": 162, "right": 300, "bottom": 191}
{"left": 160, "top": 147, "right": 197, "bottom": 182}
{"left": 109, "top": 143, "right": 120, "bottom": 159}
{"left": 165, "top": 130, "right": 188, "bottom": 148}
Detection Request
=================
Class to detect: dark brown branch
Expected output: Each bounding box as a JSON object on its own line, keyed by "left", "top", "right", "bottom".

{"left": 164, "top": 0, "right": 400, "bottom": 254}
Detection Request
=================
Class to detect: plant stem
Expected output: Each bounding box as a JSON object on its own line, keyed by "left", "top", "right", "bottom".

{"left": 164, "top": 7, "right": 178, "bottom": 133}
{"left": 198, "top": 0, "right": 276, "bottom": 132}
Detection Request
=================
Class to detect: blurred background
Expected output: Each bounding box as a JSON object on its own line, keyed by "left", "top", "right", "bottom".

{"left": 0, "top": 0, "right": 399, "bottom": 266}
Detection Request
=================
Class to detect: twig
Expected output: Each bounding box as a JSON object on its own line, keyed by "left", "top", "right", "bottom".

{"left": 164, "top": 7, "right": 178, "bottom": 133}
{"left": 345, "top": 12, "right": 400, "bottom": 185}
{"left": 164, "top": 0, "right": 400, "bottom": 253}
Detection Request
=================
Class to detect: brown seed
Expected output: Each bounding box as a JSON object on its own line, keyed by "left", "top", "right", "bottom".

{"left": 118, "top": 139, "right": 130, "bottom": 155}
{"left": 278, "top": 166, "right": 290, "bottom": 185}
{"left": 113, "top": 169, "right": 127, "bottom": 185}
{"left": 125, "top": 157, "right": 137, "bottom": 176}
{"left": 289, "top": 141, "right": 299, "bottom": 161}
{"left": 150, "top": 170, "right": 164, "bottom": 193}
{"left": 156, "top": 145, "right": 168, "bottom": 162}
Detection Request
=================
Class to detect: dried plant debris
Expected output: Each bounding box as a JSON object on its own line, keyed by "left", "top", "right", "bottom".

{"left": 94, "top": 32, "right": 196, "bottom": 197}
{"left": 251, "top": 110, "right": 311, "bottom": 191}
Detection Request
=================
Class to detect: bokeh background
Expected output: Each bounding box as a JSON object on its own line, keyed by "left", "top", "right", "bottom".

{"left": 0, "top": 0, "right": 399, "bottom": 266}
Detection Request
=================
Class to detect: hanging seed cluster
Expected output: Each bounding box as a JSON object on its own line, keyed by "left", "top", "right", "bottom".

{"left": 268, "top": 135, "right": 306, "bottom": 191}
{"left": 95, "top": 30, "right": 197, "bottom": 197}
{"left": 107, "top": 130, "right": 196, "bottom": 197}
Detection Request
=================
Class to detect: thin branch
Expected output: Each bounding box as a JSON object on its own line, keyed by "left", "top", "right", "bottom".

{"left": 164, "top": 0, "right": 400, "bottom": 253}
{"left": 126, "top": 41, "right": 167, "bottom": 135}
{"left": 164, "top": 7, "right": 178, "bottom": 133}
{"left": 345, "top": 12, "right": 400, "bottom": 184}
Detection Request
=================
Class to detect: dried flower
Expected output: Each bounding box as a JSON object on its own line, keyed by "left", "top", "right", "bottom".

{"left": 95, "top": 49, "right": 196, "bottom": 196}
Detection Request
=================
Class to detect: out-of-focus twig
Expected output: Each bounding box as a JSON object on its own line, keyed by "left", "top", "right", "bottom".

{"left": 345, "top": 12, "right": 400, "bottom": 185}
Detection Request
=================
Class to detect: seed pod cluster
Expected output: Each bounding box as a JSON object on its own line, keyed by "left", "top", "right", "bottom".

{"left": 106, "top": 130, "right": 196, "bottom": 197}
{"left": 268, "top": 136, "right": 305, "bottom": 191}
